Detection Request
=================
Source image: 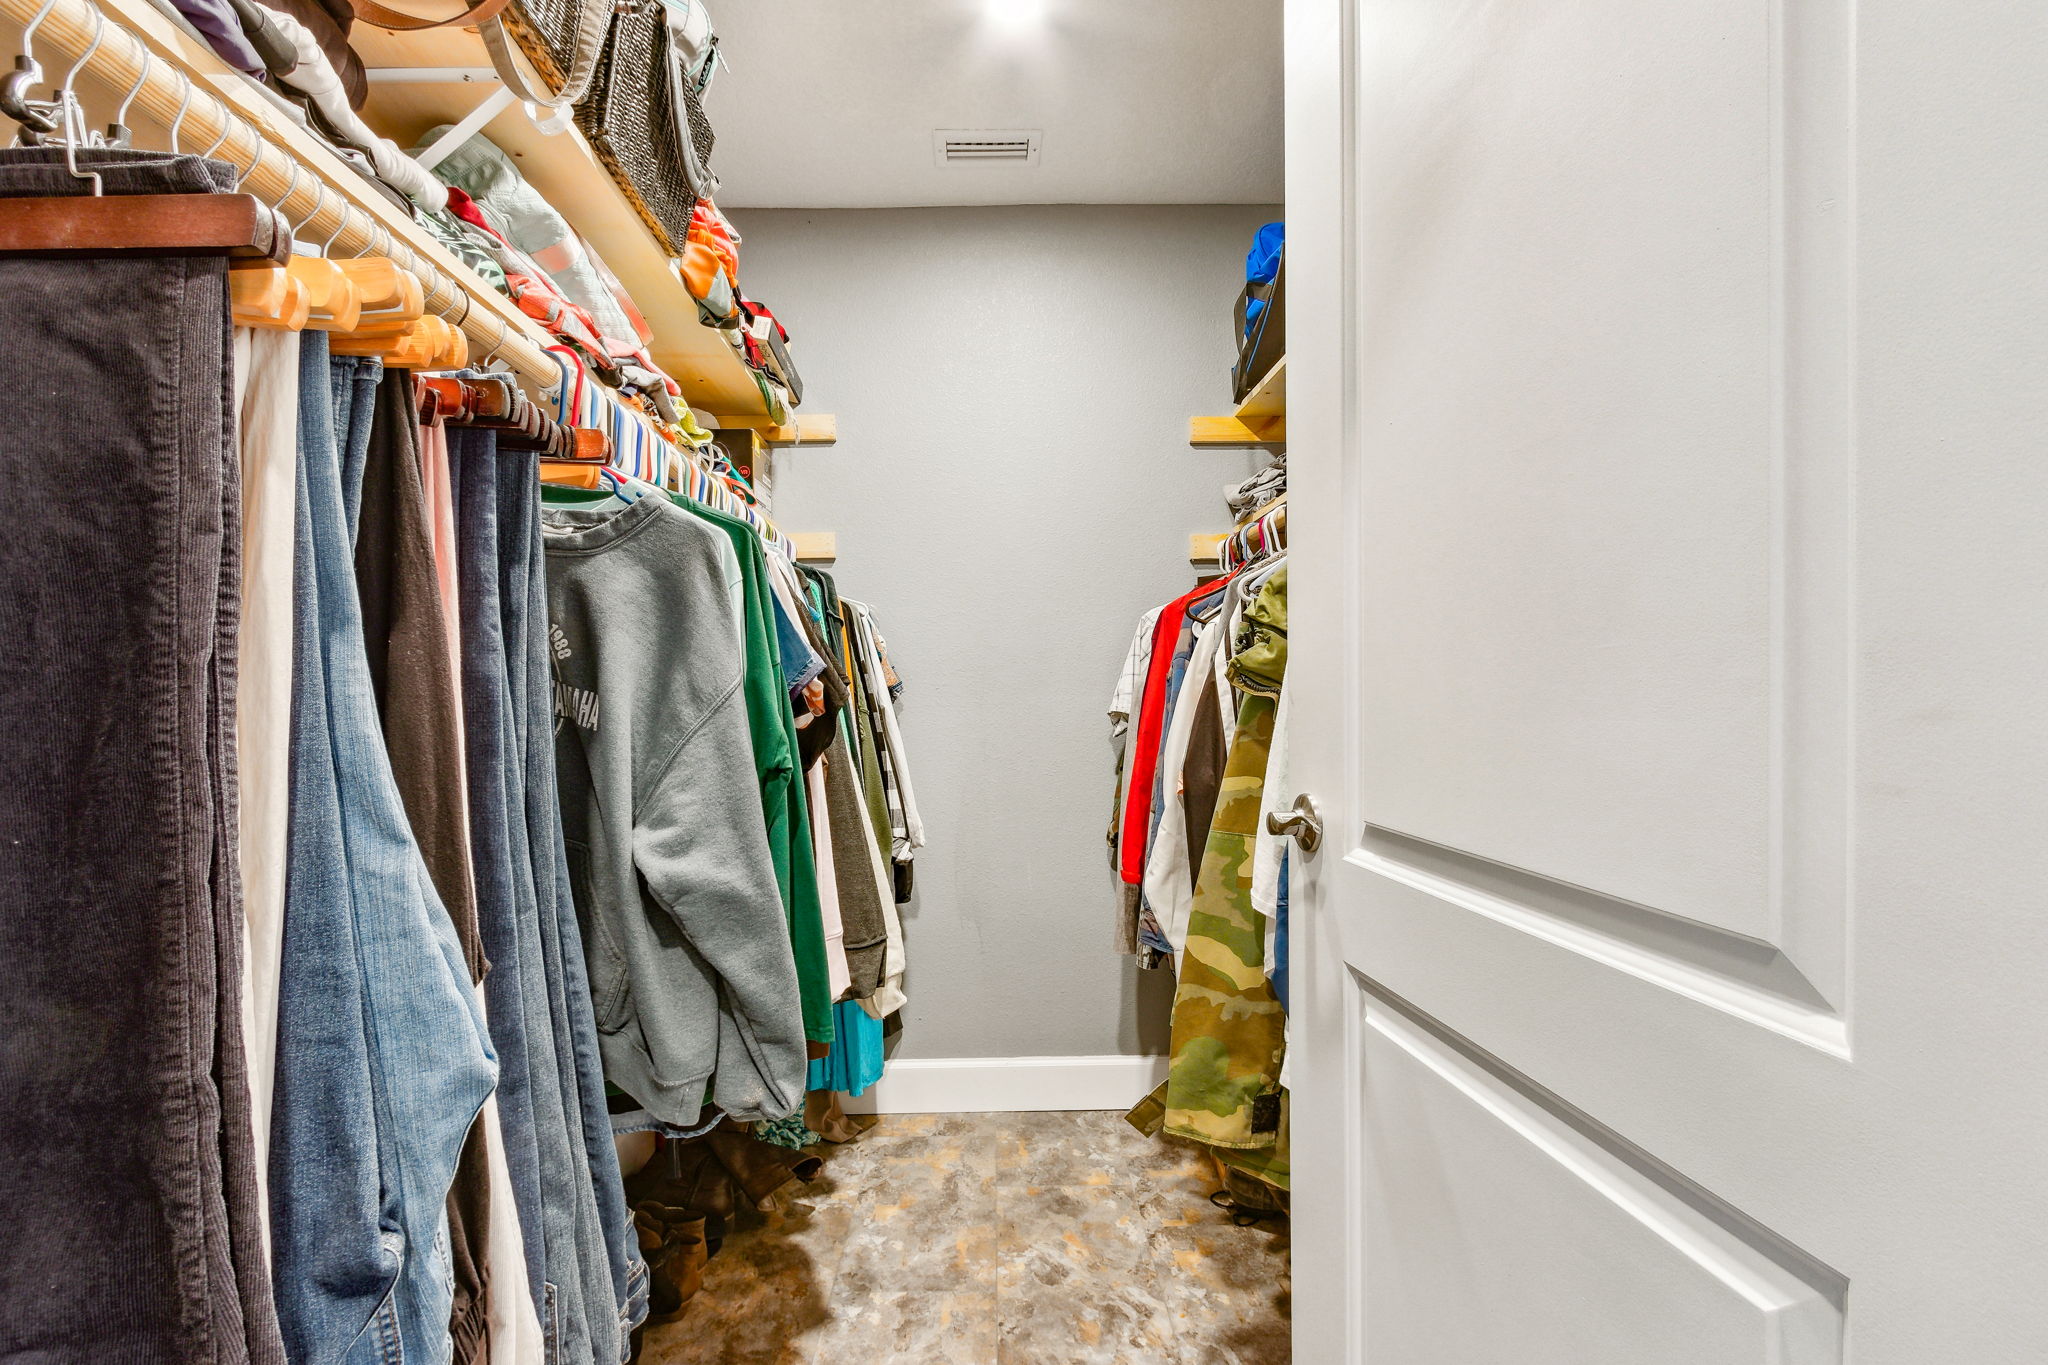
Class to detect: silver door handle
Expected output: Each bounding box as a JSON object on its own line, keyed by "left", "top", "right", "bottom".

{"left": 1265, "top": 793, "right": 1323, "bottom": 855}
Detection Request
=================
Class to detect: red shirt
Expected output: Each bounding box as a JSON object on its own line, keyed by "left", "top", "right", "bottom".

{"left": 1119, "top": 574, "right": 1236, "bottom": 885}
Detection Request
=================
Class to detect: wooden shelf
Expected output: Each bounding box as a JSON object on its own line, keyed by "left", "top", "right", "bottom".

{"left": 353, "top": 28, "right": 778, "bottom": 424}
{"left": 791, "top": 531, "right": 838, "bottom": 563}
{"left": 1236, "top": 356, "right": 1287, "bottom": 423}
{"left": 1190, "top": 355, "right": 1287, "bottom": 446}
{"left": 762, "top": 414, "right": 838, "bottom": 446}
{"left": 1190, "top": 494, "right": 1286, "bottom": 565}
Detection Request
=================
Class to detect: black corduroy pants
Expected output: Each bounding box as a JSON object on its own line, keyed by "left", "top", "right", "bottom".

{"left": 0, "top": 149, "right": 284, "bottom": 1365}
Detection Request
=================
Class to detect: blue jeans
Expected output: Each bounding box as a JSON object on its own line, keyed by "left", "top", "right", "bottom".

{"left": 332, "top": 353, "right": 379, "bottom": 545}
{"left": 269, "top": 337, "right": 496, "bottom": 1365}
{"left": 503, "top": 459, "right": 647, "bottom": 1360}
{"left": 454, "top": 432, "right": 645, "bottom": 1362}
{"left": 448, "top": 426, "right": 551, "bottom": 1326}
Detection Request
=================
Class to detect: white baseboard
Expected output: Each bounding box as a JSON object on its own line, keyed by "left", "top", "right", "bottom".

{"left": 840, "top": 1054, "right": 1169, "bottom": 1115}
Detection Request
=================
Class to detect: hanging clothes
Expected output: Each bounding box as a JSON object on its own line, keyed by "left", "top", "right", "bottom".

{"left": 0, "top": 147, "right": 287, "bottom": 1365}
{"left": 504, "top": 439, "right": 645, "bottom": 1365}
{"left": 1119, "top": 544, "right": 1293, "bottom": 1195}
{"left": 1159, "top": 565, "right": 1290, "bottom": 1178}
{"left": 350, "top": 366, "right": 497, "bottom": 1356}
{"left": 0, "top": 110, "right": 898, "bottom": 1359}
{"left": 819, "top": 732, "right": 890, "bottom": 1000}
{"left": 450, "top": 428, "right": 645, "bottom": 1365}
{"left": 804, "top": 574, "right": 899, "bottom": 953}
{"left": 271, "top": 336, "right": 497, "bottom": 1364}
{"left": 1118, "top": 577, "right": 1235, "bottom": 893}
{"left": 1107, "top": 603, "right": 1165, "bottom": 950}
{"left": 1143, "top": 572, "right": 1247, "bottom": 966}
{"left": 233, "top": 323, "right": 301, "bottom": 1268}
{"left": 1251, "top": 680, "right": 1293, "bottom": 1012}
{"left": 675, "top": 497, "right": 835, "bottom": 1052}
{"left": 845, "top": 600, "right": 925, "bottom": 862}
{"left": 809, "top": 760, "right": 854, "bottom": 1001}
{"left": 541, "top": 493, "right": 809, "bottom": 1126}
{"left": 540, "top": 483, "right": 837, "bottom": 1054}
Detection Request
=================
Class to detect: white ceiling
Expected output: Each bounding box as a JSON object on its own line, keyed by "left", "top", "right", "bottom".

{"left": 700, "top": 0, "right": 1283, "bottom": 209}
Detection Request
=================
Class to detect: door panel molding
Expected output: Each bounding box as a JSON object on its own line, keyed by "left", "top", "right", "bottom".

{"left": 1355, "top": 976, "right": 1847, "bottom": 1361}
{"left": 1341, "top": 0, "right": 1857, "bottom": 1025}
{"left": 1355, "top": 826, "right": 1848, "bottom": 1055}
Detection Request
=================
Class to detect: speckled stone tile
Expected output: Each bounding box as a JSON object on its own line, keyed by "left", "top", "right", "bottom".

{"left": 994, "top": 1109, "right": 1193, "bottom": 1189}
{"left": 994, "top": 1183, "right": 1178, "bottom": 1363}
{"left": 1147, "top": 1183, "right": 1292, "bottom": 1365}
{"left": 805, "top": 1260, "right": 1000, "bottom": 1363}
{"left": 637, "top": 1111, "right": 1286, "bottom": 1365}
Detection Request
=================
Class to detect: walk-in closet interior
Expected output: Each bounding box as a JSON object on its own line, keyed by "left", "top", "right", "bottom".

{"left": 0, "top": 0, "right": 1290, "bottom": 1360}
{"left": 5, "top": 0, "right": 2044, "bottom": 1360}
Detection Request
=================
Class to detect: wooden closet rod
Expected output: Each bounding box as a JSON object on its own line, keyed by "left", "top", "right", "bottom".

{"left": 0, "top": 0, "right": 556, "bottom": 384}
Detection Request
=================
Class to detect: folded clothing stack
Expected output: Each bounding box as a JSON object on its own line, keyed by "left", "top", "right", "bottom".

{"left": 1227, "top": 452, "right": 1286, "bottom": 521}
{"left": 165, "top": 0, "right": 442, "bottom": 211}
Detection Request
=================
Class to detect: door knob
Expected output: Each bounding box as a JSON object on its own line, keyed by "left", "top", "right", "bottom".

{"left": 1265, "top": 793, "right": 1323, "bottom": 855}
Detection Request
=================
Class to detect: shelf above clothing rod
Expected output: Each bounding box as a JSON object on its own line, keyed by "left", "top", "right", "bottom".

{"left": 790, "top": 532, "right": 838, "bottom": 563}
{"left": 348, "top": 23, "right": 778, "bottom": 423}
{"left": 1190, "top": 355, "right": 1287, "bottom": 446}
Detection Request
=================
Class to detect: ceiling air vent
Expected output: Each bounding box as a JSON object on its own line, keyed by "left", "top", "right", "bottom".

{"left": 934, "top": 129, "right": 1042, "bottom": 166}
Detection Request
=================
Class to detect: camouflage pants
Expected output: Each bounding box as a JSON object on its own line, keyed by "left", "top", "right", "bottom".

{"left": 1153, "top": 691, "right": 1288, "bottom": 1163}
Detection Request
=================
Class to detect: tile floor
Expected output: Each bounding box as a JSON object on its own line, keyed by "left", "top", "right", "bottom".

{"left": 640, "top": 1110, "right": 1291, "bottom": 1365}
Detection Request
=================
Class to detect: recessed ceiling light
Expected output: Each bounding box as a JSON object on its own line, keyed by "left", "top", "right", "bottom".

{"left": 985, "top": 0, "right": 1048, "bottom": 32}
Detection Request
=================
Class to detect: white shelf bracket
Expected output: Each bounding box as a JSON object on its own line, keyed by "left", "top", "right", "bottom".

{"left": 412, "top": 82, "right": 519, "bottom": 171}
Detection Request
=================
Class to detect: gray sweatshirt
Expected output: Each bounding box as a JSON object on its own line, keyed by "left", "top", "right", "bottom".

{"left": 542, "top": 493, "right": 806, "bottom": 1124}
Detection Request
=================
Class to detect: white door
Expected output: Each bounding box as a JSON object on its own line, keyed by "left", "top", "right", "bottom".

{"left": 1282, "top": 0, "right": 2048, "bottom": 1359}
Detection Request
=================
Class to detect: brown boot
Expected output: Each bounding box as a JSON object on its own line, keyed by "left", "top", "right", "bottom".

{"left": 626, "top": 1138, "right": 740, "bottom": 1236}
{"left": 805, "top": 1090, "right": 870, "bottom": 1145}
{"left": 706, "top": 1125, "right": 824, "bottom": 1208}
{"left": 634, "top": 1201, "right": 710, "bottom": 1318}
{"left": 661, "top": 1207, "right": 709, "bottom": 1308}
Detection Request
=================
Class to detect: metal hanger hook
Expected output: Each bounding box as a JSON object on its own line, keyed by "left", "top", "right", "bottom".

{"left": 232, "top": 134, "right": 263, "bottom": 191}
{"left": 58, "top": 8, "right": 104, "bottom": 118}
{"left": 109, "top": 43, "right": 150, "bottom": 146}
{"left": 58, "top": 9, "right": 104, "bottom": 194}
{"left": 479, "top": 314, "right": 509, "bottom": 370}
{"left": 2, "top": 0, "right": 63, "bottom": 135}
{"left": 165, "top": 75, "right": 190, "bottom": 154}
{"left": 197, "top": 103, "right": 232, "bottom": 159}
{"left": 319, "top": 197, "right": 351, "bottom": 254}
{"left": 16, "top": 0, "right": 60, "bottom": 76}
{"left": 274, "top": 159, "right": 304, "bottom": 236}
{"left": 301, "top": 179, "right": 331, "bottom": 247}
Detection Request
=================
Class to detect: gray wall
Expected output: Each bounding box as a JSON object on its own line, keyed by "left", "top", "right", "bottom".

{"left": 736, "top": 205, "right": 1276, "bottom": 1060}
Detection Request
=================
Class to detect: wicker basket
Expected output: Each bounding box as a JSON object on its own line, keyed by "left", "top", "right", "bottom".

{"left": 571, "top": 3, "right": 716, "bottom": 257}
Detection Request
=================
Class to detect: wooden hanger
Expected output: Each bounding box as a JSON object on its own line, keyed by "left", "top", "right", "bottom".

{"left": 0, "top": 15, "right": 291, "bottom": 266}
{"left": 331, "top": 312, "right": 457, "bottom": 368}
{"left": 422, "top": 370, "right": 614, "bottom": 479}
{"left": 538, "top": 460, "right": 607, "bottom": 489}
{"left": 230, "top": 267, "right": 311, "bottom": 329}
{"left": 226, "top": 171, "right": 325, "bottom": 331}
{"left": 327, "top": 229, "right": 445, "bottom": 364}
{"left": 340, "top": 258, "right": 426, "bottom": 316}
{"left": 275, "top": 187, "right": 361, "bottom": 331}
{"left": 330, "top": 232, "right": 428, "bottom": 347}
{"left": 533, "top": 426, "right": 614, "bottom": 488}
{"left": 294, "top": 257, "right": 362, "bottom": 332}
{"left": 0, "top": 192, "right": 294, "bottom": 262}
